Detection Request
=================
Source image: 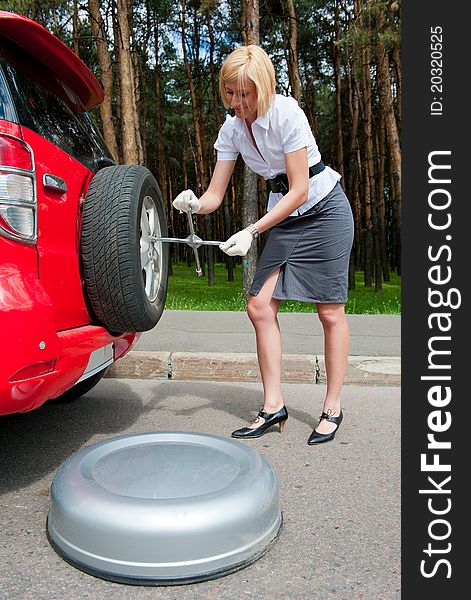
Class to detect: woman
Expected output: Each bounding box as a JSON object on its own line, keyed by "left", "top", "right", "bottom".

{"left": 173, "top": 45, "right": 354, "bottom": 445}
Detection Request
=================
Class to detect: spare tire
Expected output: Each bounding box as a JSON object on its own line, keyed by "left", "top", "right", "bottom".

{"left": 81, "top": 165, "right": 168, "bottom": 334}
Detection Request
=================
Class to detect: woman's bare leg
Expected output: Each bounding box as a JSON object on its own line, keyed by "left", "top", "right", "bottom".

{"left": 246, "top": 269, "right": 283, "bottom": 426}
{"left": 315, "top": 303, "right": 349, "bottom": 434}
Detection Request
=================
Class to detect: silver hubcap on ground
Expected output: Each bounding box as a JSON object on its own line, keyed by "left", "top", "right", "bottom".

{"left": 140, "top": 196, "right": 162, "bottom": 302}
{"left": 47, "top": 432, "right": 281, "bottom": 584}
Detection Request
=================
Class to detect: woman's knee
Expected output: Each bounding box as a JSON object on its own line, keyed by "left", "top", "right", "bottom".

{"left": 317, "top": 304, "right": 346, "bottom": 329}
{"left": 247, "top": 295, "right": 274, "bottom": 324}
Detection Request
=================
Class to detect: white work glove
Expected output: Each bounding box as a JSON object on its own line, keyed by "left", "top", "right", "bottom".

{"left": 219, "top": 228, "right": 254, "bottom": 256}
{"left": 172, "top": 189, "right": 201, "bottom": 214}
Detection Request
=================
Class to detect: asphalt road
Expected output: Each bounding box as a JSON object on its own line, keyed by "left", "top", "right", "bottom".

{"left": 0, "top": 378, "right": 400, "bottom": 599}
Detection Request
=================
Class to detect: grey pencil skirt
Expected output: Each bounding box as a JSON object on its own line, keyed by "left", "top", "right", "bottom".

{"left": 250, "top": 182, "right": 354, "bottom": 304}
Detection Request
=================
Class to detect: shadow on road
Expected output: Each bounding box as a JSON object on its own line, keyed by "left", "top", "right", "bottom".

{"left": 0, "top": 378, "right": 317, "bottom": 496}
{"left": 0, "top": 380, "right": 145, "bottom": 494}
{"left": 141, "top": 379, "right": 317, "bottom": 434}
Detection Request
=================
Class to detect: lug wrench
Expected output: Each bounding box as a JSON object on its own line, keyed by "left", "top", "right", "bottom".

{"left": 150, "top": 211, "right": 223, "bottom": 277}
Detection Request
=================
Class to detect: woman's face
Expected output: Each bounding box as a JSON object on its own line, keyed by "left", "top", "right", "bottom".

{"left": 225, "top": 78, "right": 258, "bottom": 123}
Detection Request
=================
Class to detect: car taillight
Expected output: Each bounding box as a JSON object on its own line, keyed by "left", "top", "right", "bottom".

{"left": 10, "top": 360, "right": 57, "bottom": 382}
{"left": 0, "top": 134, "right": 37, "bottom": 244}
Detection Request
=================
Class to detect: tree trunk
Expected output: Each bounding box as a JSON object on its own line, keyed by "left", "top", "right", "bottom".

{"left": 303, "top": 77, "right": 318, "bottom": 136}
{"left": 242, "top": 0, "right": 259, "bottom": 45}
{"left": 135, "top": 3, "right": 152, "bottom": 165}
{"left": 153, "top": 11, "right": 168, "bottom": 211}
{"left": 181, "top": 0, "right": 214, "bottom": 285}
{"left": 88, "top": 0, "right": 119, "bottom": 162}
{"left": 333, "top": 0, "right": 344, "bottom": 179}
{"left": 376, "top": 8, "right": 401, "bottom": 275}
{"left": 241, "top": 0, "right": 260, "bottom": 299}
{"left": 181, "top": 0, "right": 205, "bottom": 194}
{"left": 392, "top": 40, "right": 401, "bottom": 131}
{"left": 360, "top": 13, "right": 382, "bottom": 293}
{"left": 345, "top": 14, "right": 361, "bottom": 280}
{"left": 206, "top": 10, "right": 233, "bottom": 280}
{"left": 115, "top": 0, "right": 139, "bottom": 164}
{"left": 193, "top": 5, "right": 214, "bottom": 286}
{"left": 286, "top": 0, "right": 302, "bottom": 102}
{"left": 375, "top": 121, "right": 390, "bottom": 281}
{"left": 131, "top": 28, "right": 144, "bottom": 164}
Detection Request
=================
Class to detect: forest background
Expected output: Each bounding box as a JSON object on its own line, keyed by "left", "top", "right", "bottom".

{"left": 2, "top": 0, "right": 401, "bottom": 298}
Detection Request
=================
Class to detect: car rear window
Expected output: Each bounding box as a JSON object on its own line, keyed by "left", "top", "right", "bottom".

{"left": 0, "top": 36, "right": 113, "bottom": 172}
{"left": 0, "top": 64, "right": 16, "bottom": 122}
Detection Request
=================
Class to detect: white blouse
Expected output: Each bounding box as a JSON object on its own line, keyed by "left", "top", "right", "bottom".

{"left": 214, "top": 94, "right": 341, "bottom": 215}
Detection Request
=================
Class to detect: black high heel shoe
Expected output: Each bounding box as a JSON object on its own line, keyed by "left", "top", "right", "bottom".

{"left": 231, "top": 405, "right": 288, "bottom": 439}
{"left": 307, "top": 409, "right": 343, "bottom": 445}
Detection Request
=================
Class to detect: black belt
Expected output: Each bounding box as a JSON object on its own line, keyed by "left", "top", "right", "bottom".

{"left": 266, "top": 161, "right": 325, "bottom": 194}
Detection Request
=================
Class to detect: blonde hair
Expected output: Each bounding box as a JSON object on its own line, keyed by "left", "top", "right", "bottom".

{"left": 219, "top": 45, "right": 276, "bottom": 117}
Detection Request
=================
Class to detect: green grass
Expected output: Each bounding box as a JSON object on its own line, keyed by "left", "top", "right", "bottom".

{"left": 165, "top": 262, "right": 401, "bottom": 314}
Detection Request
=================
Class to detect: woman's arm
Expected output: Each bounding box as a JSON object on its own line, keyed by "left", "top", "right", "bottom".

{"left": 197, "top": 159, "right": 237, "bottom": 214}
{"left": 254, "top": 147, "right": 309, "bottom": 233}
{"left": 218, "top": 147, "right": 310, "bottom": 257}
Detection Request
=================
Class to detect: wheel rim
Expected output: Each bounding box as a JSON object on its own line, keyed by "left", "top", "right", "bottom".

{"left": 140, "top": 196, "right": 163, "bottom": 302}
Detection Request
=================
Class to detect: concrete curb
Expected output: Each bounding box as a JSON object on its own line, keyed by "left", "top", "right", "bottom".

{"left": 105, "top": 351, "right": 401, "bottom": 386}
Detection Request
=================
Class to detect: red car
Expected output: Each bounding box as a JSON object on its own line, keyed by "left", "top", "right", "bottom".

{"left": 0, "top": 12, "right": 168, "bottom": 416}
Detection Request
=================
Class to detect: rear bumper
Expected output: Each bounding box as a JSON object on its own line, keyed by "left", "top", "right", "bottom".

{"left": 0, "top": 264, "right": 139, "bottom": 416}
{"left": 1, "top": 249, "right": 140, "bottom": 416}
{"left": 1, "top": 324, "right": 138, "bottom": 416}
